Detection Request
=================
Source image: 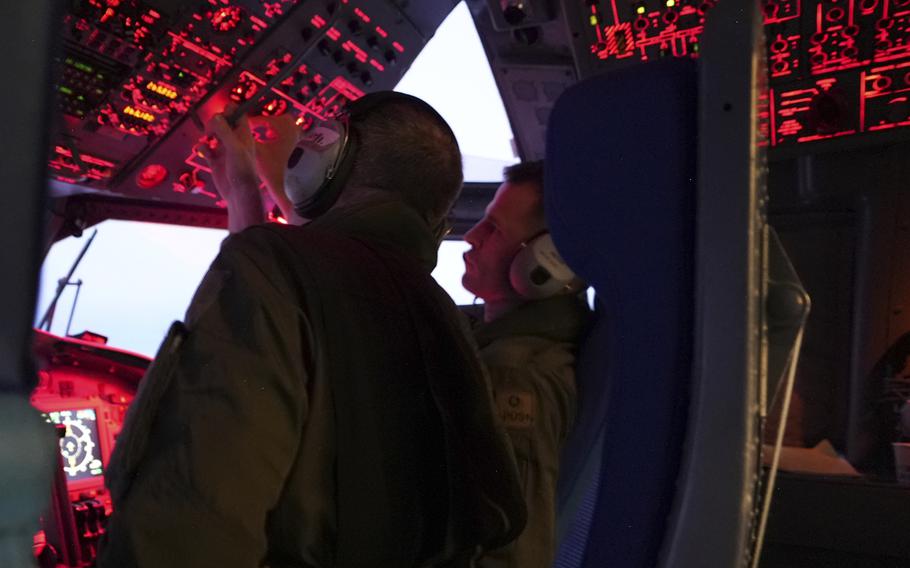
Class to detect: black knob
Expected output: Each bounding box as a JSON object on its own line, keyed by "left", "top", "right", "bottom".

{"left": 348, "top": 19, "right": 362, "bottom": 34}
{"left": 332, "top": 50, "right": 345, "bottom": 65}
{"left": 301, "top": 27, "right": 313, "bottom": 42}
{"left": 384, "top": 49, "right": 397, "bottom": 65}
{"left": 366, "top": 36, "right": 380, "bottom": 50}
{"left": 318, "top": 39, "right": 331, "bottom": 55}
{"left": 360, "top": 71, "right": 373, "bottom": 86}
{"left": 346, "top": 62, "right": 358, "bottom": 74}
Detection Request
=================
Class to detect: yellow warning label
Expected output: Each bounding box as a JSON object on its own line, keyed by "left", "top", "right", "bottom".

{"left": 495, "top": 390, "right": 536, "bottom": 430}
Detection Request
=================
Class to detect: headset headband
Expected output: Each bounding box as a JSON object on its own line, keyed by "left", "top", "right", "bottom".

{"left": 291, "top": 91, "right": 457, "bottom": 219}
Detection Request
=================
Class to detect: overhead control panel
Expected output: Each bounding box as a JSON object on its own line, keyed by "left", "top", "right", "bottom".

{"left": 50, "top": 0, "right": 455, "bottom": 210}
{"left": 564, "top": 0, "right": 910, "bottom": 154}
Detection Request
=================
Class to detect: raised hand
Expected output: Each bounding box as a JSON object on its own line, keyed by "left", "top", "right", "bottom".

{"left": 197, "top": 104, "right": 264, "bottom": 232}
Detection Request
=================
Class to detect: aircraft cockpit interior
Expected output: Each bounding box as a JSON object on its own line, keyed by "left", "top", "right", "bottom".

{"left": 3, "top": 0, "right": 910, "bottom": 566}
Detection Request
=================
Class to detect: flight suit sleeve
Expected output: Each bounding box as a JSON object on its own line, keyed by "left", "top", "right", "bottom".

{"left": 98, "top": 233, "right": 311, "bottom": 568}
{"left": 478, "top": 351, "right": 577, "bottom": 568}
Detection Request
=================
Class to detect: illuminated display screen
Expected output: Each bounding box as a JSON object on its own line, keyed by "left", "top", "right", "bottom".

{"left": 47, "top": 408, "right": 104, "bottom": 481}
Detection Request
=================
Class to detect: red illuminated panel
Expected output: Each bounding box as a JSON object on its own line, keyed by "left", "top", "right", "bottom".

{"left": 771, "top": 78, "right": 858, "bottom": 145}
{"left": 861, "top": 61, "right": 910, "bottom": 130}
{"left": 49, "top": 146, "right": 115, "bottom": 182}
{"left": 769, "top": 33, "right": 802, "bottom": 78}
{"left": 763, "top": 0, "right": 802, "bottom": 24}
{"left": 582, "top": 0, "right": 910, "bottom": 147}
{"left": 874, "top": 12, "right": 910, "bottom": 63}
{"left": 594, "top": 23, "right": 636, "bottom": 60}
{"left": 758, "top": 91, "right": 773, "bottom": 146}
{"left": 591, "top": 3, "right": 707, "bottom": 62}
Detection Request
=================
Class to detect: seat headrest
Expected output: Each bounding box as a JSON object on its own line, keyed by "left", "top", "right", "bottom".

{"left": 545, "top": 58, "right": 698, "bottom": 293}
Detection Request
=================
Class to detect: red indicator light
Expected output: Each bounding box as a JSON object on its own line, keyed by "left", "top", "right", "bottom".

{"left": 311, "top": 15, "right": 327, "bottom": 28}
{"left": 262, "top": 99, "right": 288, "bottom": 116}
{"left": 369, "top": 59, "right": 385, "bottom": 71}
{"left": 136, "top": 164, "right": 169, "bottom": 188}
{"left": 268, "top": 208, "right": 289, "bottom": 224}
{"left": 355, "top": 8, "right": 371, "bottom": 23}
{"left": 327, "top": 27, "right": 342, "bottom": 41}
{"left": 210, "top": 6, "right": 242, "bottom": 33}
{"left": 375, "top": 26, "right": 388, "bottom": 38}
{"left": 392, "top": 41, "right": 405, "bottom": 53}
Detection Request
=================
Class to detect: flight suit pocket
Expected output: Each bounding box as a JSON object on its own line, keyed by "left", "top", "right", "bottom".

{"left": 106, "top": 321, "right": 186, "bottom": 502}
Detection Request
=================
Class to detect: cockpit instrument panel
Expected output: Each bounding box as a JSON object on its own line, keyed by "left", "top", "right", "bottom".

{"left": 567, "top": 0, "right": 910, "bottom": 153}
{"left": 50, "top": 0, "right": 446, "bottom": 210}
{"left": 30, "top": 329, "right": 149, "bottom": 564}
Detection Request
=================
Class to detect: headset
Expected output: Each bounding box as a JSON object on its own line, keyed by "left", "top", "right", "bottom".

{"left": 283, "top": 91, "right": 457, "bottom": 222}
{"left": 509, "top": 230, "right": 585, "bottom": 300}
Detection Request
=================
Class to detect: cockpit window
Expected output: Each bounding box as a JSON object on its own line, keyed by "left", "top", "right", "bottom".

{"left": 394, "top": 2, "right": 518, "bottom": 182}
{"left": 35, "top": 221, "right": 227, "bottom": 357}
{"left": 433, "top": 240, "right": 477, "bottom": 306}
{"left": 36, "top": 222, "right": 476, "bottom": 356}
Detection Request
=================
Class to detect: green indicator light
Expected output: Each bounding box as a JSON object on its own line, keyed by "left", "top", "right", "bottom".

{"left": 590, "top": 14, "right": 598, "bottom": 25}
{"left": 58, "top": 86, "right": 74, "bottom": 95}
{"left": 636, "top": 5, "right": 646, "bottom": 14}
{"left": 77, "top": 95, "right": 85, "bottom": 101}
{"left": 74, "top": 62, "right": 94, "bottom": 73}
{"left": 666, "top": 0, "right": 675, "bottom": 7}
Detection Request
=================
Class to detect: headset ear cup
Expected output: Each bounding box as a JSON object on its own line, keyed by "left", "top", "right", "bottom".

{"left": 284, "top": 120, "right": 350, "bottom": 218}
{"left": 509, "top": 233, "right": 580, "bottom": 300}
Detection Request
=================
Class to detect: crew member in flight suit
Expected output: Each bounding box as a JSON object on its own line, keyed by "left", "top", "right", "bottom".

{"left": 97, "top": 92, "right": 527, "bottom": 567}
{"left": 462, "top": 161, "right": 590, "bottom": 568}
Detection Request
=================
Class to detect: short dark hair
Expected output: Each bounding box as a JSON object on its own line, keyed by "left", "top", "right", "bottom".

{"left": 347, "top": 97, "right": 463, "bottom": 226}
{"left": 502, "top": 160, "right": 547, "bottom": 231}
{"left": 503, "top": 160, "right": 543, "bottom": 187}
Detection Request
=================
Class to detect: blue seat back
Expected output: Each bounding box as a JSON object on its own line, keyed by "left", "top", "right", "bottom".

{"left": 548, "top": 59, "right": 698, "bottom": 567}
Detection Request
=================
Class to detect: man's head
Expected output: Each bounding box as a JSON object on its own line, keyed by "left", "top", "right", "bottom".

{"left": 342, "top": 92, "right": 463, "bottom": 229}
{"left": 463, "top": 161, "right": 547, "bottom": 306}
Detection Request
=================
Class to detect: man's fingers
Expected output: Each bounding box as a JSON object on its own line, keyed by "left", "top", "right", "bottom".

{"left": 234, "top": 110, "right": 251, "bottom": 134}
{"left": 207, "top": 113, "right": 234, "bottom": 142}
